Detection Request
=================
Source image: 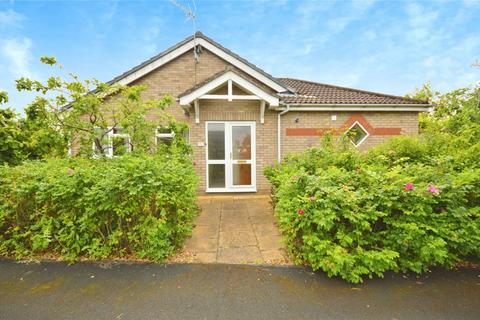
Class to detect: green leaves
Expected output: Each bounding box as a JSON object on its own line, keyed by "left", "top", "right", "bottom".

{"left": 0, "top": 91, "right": 8, "bottom": 104}
{"left": 2, "top": 56, "right": 179, "bottom": 161}
{"left": 40, "top": 56, "right": 57, "bottom": 66}
{"left": 0, "top": 153, "right": 198, "bottom": 262}
{"left": 266, "top": 112, "right": 480, "bottom": 283}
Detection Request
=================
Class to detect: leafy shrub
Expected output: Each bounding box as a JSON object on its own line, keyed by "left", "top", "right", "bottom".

{"left": 265, "top": 135, "right": 480, "bottom": 283}
{"left": 266, "top": 84, "right": 480, "bottom": 283}
{"left": 0, "top": 153, "right": 198, "bottom": 262}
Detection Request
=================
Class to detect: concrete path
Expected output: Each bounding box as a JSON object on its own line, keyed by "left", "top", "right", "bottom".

{"left": 1, "top": 260, "right": 479, "bottom": 320}
{"left": 171, "top": 195, "right": 290, "bottom": 264}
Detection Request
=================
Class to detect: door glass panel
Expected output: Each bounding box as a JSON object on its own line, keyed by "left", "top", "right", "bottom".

{"left": 208, "top": 123, "right": 225, "bottom": 160}
{"left": 233, "top": 164, "right": 252, "bottom": 186}
{"left": 232, "top": 126, "right": 251, "bottom": 160}
{"left": 208, "top": 164, "right": 225, "bottom": 188}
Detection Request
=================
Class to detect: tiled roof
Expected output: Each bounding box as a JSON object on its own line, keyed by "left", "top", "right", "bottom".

{"left": 109, "top": 32, "right": 288, "bottom": 91}
{"left": 277, "top": 78, "right": 427, "bottom": 105}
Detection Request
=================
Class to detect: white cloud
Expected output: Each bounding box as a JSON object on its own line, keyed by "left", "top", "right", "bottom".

{"left": 1, "top": 37, "right": 36, "bottom": 78}
{"left": 363, "top": 30, "right": 377, "bottom": 41}
{"left": 141, "top": 25, "right": 160, "bottom": 53}
{"left": 0, "top": 9, "right": 24, "bottom": 28}
{"left": 405, "top": 2, "right": 439, "bottom": 41}
{"left": 326, "top": 0, "right": 376, "bottom": 33}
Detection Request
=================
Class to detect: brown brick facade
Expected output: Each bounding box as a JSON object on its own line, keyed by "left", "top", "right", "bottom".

{"left": 79, "top": 47, "right": 421, "bottom": 194}
{"left": 281, "top": 111, "right": 419, "bottom": 155}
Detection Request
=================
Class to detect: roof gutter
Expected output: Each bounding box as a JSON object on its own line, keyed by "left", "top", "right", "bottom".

{"left": 277, "top": 105, "right": 290, "bottom": 163}
{"left": 273, "top": 103, "right": 431, "bottom": 112}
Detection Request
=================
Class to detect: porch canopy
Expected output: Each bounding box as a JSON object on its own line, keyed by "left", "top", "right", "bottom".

{"left": 178, "top": 68, "right": 279, "bottom": 124}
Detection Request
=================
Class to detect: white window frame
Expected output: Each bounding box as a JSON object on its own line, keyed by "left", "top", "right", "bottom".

{"left": 346, "top": 121, "right": 369, "bottom": 147}
{"left": 92, "top": 127, "right": 131, "bottom": 158}
{"left": 205, "top": 121, "right": 256, "bottom": 193}
{"left": 155, "top": 127, "right": 175, "bottom": 146}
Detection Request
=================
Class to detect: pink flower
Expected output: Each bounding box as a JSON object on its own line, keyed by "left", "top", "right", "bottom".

{"left": 67, "top": 168, "right": 75, "bottom": 176}
{"left": 309, "top": 196, "right": 316, "bottom": 202}
{"left": 404, "top": 183, "right": 414, "bottom": 191}
{"left": 297, "top": 209, "right": 305, "bottom": 215}
{"left": 428, "top": 185, "right": 440, "bottom": 194}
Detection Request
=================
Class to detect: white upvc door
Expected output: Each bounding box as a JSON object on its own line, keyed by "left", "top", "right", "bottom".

{"left": 206, "top": 121, "right": 256, "bottom": 192}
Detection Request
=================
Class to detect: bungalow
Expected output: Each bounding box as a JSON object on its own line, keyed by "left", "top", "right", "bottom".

{"left": 99, "top": 32, "right": 429, "bottom": 194}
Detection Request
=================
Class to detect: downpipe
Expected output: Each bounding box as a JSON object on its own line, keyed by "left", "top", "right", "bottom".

{"left": 277, "top": 105, "right": 290, "bottom": 163}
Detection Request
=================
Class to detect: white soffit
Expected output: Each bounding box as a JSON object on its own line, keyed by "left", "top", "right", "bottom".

{"left": 179, "top": 71, "right": 279, "bottom": 107}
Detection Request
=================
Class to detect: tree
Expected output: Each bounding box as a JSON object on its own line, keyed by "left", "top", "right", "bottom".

{"left": 408, "top": 81, "right": 480, "bottom": 136}
{"left": 14, "top": 57, "right": 175, "bottom": 157}
{"left": 0, "top": 106, "right": 25, "bottom": 165}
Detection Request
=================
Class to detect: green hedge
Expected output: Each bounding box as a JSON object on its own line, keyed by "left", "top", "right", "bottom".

{"left": 0, "top": 154, "right": 198, "bottom": 262}
{"left": 265, "top": 137, "right": 480, "bottom": 283}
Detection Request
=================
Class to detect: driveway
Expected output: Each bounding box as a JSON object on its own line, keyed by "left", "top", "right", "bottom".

{"left": 1, "top": 260, "right": 479, "bottom": 320}
{"left": 170, "top": 195, "right": 289, "bottom": 264}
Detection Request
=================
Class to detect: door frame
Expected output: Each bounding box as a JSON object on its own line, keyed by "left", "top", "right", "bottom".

{"left": 205, "top": 121, "right": 256, "bottom": 193}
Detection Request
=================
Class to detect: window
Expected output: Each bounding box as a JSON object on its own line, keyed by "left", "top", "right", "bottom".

{"left": 93, "top": 127, "right": 131, "bottom": 158}
{"left": 182, "top": 128, "right": 190, "bottom": 142}
{"left": 155, "top": 127, "right": 175, "bottom": 146}
{"left": 346, "top": 122, "right": 369, "bottom": 146}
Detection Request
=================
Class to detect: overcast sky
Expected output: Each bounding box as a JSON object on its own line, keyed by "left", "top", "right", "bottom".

{"left": 1, "top": 0, "right": 479, "bottom": 112}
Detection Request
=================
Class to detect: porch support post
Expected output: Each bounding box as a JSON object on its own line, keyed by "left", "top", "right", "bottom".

{"left": 260, "top": 100, "right": 265, "bottom": 124}
{"left": 227, "top": 79, "right": 233, "bottom": 101}
{"left": 194, "top": 99, "right": 200, "bottom": 124}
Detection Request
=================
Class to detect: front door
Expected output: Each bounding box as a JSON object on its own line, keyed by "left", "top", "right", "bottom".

{"left": 206, "top": 122, "right": 256, "bottom": 192}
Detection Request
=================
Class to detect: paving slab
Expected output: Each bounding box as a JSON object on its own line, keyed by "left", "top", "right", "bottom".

{"left": 184, "top": 237, "right": 217, "bottom": 253}
{"left": 190, "top": 225, "right": 219, "bottom": 238}
{"left": 261, "top": 249, "right": 290, "bottom": 263}
{"left": 219, "top": 231, "right": 257, "bottom": 248}
{"left": 219, "top": 221, "right": 252, "bottom": 232}
{"left": 220, "top": 214, "right": 251, "bottom": 225}
{"left": 257, "top": 235, "right": 284, "bottom": 251}
{"left": 191, "top": 252, "right": 217, "bottom": 263}
{"left": 171, "top": 195, "right": 289, "bottom": 264}
{"left": 194, "top": 213, "right": 220, "bottom": 226}
{"left": 252, "top": 223, "right": 281, "bottom": 237}
{"left": 217, "top": 246, "right": 263, "bottom": 264}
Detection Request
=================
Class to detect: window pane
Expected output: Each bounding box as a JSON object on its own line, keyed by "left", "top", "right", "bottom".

{"left": 208, "top": 164, "right": 225, "bottom": 188}
{"left": 233, "top": 164, "right": 251, "bottom": 186}
{"left": 208, "top": 123, "right": 225, "bottom": 160}
{"left": 347, "top": 123, "right": 368, "bottom": 146}
{"left": 157, "top": 127, "right": 172, "bottom": 134}
{"left": 182, "top": 129, "right": 189, "bottom": 141}
{"left": 156, "top": 136, "right": 173, "bottom": 146}
{"left": 232, "top": 126, "right": 251, "bottom": 160}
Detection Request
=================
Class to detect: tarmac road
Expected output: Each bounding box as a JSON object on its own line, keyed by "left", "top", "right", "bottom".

{"left": 0, "top": 259, "right": 479, "bottom": 320}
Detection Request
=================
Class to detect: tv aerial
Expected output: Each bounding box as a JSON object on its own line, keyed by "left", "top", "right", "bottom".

{"left": 170, "top": 0, "right": 200, "bottom": 63}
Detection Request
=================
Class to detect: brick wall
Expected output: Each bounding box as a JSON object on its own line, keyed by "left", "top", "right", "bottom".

{"left": 281, "top": 111, "right": 419, "bottom": 156}
{"left": 79, "top": 47, "right": 420, "bottom": 194}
